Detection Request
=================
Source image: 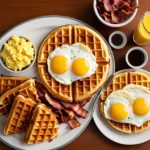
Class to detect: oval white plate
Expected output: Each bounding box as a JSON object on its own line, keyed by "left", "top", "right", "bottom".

{"left": 0, "top": 16, "right": 115, "bottom": 150}
{"left": 93, "top": 69, "right": 150, "bottom": 145}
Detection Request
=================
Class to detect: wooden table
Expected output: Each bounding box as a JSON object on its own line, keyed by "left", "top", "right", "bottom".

{"left": 0, "top": 0, "right": 150, "bottom": 149}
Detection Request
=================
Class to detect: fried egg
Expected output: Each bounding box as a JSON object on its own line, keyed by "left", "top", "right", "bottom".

{"left": 123, "top": 84, "right": 150, "bottom": 127}
{"left": 47, "top": 43, "right": 98, "bottom": 85}
{"left": 104, "top": 90, "right": 135, "bottom": 124}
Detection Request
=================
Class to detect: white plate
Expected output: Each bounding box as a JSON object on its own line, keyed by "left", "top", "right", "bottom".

{"left": 0, "top": 16, "right": 115, "bottom": 150}
{"left": 93, "top": 69, "right": 150, "bottom": 145}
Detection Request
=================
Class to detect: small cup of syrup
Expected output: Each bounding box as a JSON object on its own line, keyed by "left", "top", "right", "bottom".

{"left": 109, "top": 31, "right": 127, "bottom": 49}
{"left": 126, "top": 47, "right": 148, "bottom": 69}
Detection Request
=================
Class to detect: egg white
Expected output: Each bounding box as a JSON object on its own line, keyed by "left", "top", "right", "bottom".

{"left": 123, "top": 84, "right": 150, "bottom": 127}
{"left": 47, "top": 43, "right": 98, "bottom": 85}
{"left": 104, "top": 90, "right": 135, "bottom": 124}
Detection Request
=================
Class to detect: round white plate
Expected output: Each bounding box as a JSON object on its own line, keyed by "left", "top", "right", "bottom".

{"left": 0, "top": 16, "right": 115, "bottom": 150}
{"left": 93, "top": 69, "right": 150, "bottom": 145}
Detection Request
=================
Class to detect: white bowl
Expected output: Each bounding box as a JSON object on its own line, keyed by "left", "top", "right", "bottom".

{"left": 108, "top": 31, "right": 127, "bottom": 49}
{"left": 0, "top": 36, "right": 36, "bottom": 73}
{"left": 125, "top": 47, "right": 148, "bottom": 69}
{"left": 93, "top": 0, "right": 139, "bottom": 27}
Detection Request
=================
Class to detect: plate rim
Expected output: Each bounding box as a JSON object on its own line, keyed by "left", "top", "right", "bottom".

{"left": 0, "top": 15, "right": 115, "bottom": 150}
{"left": 93, "top": 68, "right": 150, "bottom": 145}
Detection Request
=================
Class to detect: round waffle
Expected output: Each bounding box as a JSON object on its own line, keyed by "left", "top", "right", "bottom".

{"left": 37, "top": 25, "right": 110, "bottom": 102}
{"left": 100, "top": 71, "right": 150, "bottom": 133}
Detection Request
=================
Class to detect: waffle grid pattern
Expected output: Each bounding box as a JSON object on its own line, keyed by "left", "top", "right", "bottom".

{"left": 37, "top": 25, "right": 110, "bottom": 102}
{"left": 37, "top": 25, "right": 73, "bottom": 102}
{"left": 4, "top": 95, "right": 37, "bottom": 135}
{"left": 0, "top": 79, "right": 40, "bottom": 115}
{"left": 74, "top": 26, "right": 109, "bottom": 63}
{"left": 100, "top": 71, "right": 150, "bottom": 133}
{"left": 0, "top": 77, "right": 29, "bottom": 96}
{"left": 25, "top": 104, "right": 59, "bottom": 144}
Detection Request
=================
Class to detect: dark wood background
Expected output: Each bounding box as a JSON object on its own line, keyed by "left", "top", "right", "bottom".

{"left": 0, "top": 0, "right": 150, "bottom": 149}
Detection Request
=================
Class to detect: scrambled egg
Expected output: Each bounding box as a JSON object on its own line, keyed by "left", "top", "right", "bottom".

{"left": 0, "top": 36, "right": 35, "bottom": 71}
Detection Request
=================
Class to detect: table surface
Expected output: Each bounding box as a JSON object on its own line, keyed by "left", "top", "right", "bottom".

{"left": 0, "top": 0, "right": 150, "bottom": 150}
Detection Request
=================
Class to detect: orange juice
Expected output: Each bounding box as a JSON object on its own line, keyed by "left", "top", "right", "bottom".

{"left": 133, "top": 11, "right": 150, "bottom": 45}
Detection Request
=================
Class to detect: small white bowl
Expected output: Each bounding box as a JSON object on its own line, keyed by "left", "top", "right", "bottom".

{"left": 93, "top": 0, "right": 139, "bottom": 27}
{"left": 108, "top": 31, "right": 127, "bottom": 49}
{"left": 125, "top": 47, "right": 148, "bottom": 69}
{"left": 0, "top": 36, "right": 36, "bottom": 73}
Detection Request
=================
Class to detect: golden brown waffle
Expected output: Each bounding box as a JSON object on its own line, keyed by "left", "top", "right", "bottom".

{"left": 100, "top": 71, "right": 150, "bottom": 133}
{"left": 37, "top": 25, "right": 110, "bottom": 102}
{"left": 0, "top": 76, "right": 29, "bottom": 96}
{"left": 24, "top": 104, "right": 59, "bottom": 144}
{"left": 0, "top": 79, "right": 40, "bottom": 116}
{"left": 4, "top": 95, "right": 37, "bottom": 135}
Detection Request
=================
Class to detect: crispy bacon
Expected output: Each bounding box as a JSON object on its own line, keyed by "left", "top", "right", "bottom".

{"left": 36, "top": 82, "right": 63, "bottom": 111}
{"left": 64, "top": 109, "right": 76, "bottom": 119}
{"left": 35, "top": 82, "right": 45, "bottom": 98}
{"left": 111, "top": 11, "right": 124, "bottom": 23}
{"left": 114, "top": 0, "right": 128, "bottom": 8}
{"left": 67, "top": 119, "right": 81, "bottom": 129}
{"left": 35, "top": 82, "right": 88, "bottom": 130}
{"left": 55, "top": 111, "right": 65, "bottom": 123}
{"left": 60, "top": 102, "right": 88, "bottom": 118}
{"left": 123, "top": 0, "right": 131, "bottom": 3}
{"left": 120, "top": 9, "right": 132, "bottom": 16}
{"left": 96, "top": 0, "right": 139, "bottom": 23}
{"left": 103, "top": 0, "right": 116, "bottom": 11}
{"left": 123, "top": 4, "right": 139, "bottom": 11}
{"left": 79, "top": 99, "right": 90, "bottom": 107}
{"left": 45, "top": 93, "right": 63, "bottom": 111}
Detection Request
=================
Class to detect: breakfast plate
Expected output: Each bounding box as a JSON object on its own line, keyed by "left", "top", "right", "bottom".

{"left": 93, "top": 68, "right": 150, "bottom": 145}
{"left": 0, "top": 16, "right": 115, "bottom": 150}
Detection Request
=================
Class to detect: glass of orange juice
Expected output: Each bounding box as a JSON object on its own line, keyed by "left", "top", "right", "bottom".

{"left": 133, "top": 10, "right": 150, "bottom": 45}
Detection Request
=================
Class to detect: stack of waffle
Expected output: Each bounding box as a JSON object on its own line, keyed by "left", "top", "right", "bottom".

{"left": 0, "top": 76, "right": 59, "bottom": 144}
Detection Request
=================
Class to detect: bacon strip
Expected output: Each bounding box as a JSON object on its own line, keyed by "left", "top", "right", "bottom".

{"left": 103, "top": 0, "right": 116, "bottom": 11}
{"left": 67, "top": 119, "right": 81, "bottom": 129}
{"left": 123, "top": 0, "right": 131, "bottom": 3}
{"left": 111, "top": 11, "right": 124, "bottom": 23}
{"left": 35, "top": 82, "right": 88, "bottom": 129}
{"left": 114, "top": 0, "right": 128, "bottom": 8}
{"left": 79, "top": 99, "right": 90, "bottom": 107}
{"left": 60, "top": 102, "right": 88, "bottom": 118}
{"left": 45, "top": 93, "right": 63, "bottom": 111}
{"left": 64, "top": 109, "right": 76, "bottom": 119}
{"left": 120, "top": 9, "right": 132, "bottom": 16}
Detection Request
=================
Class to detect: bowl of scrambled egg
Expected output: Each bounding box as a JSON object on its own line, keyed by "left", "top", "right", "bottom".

{"left": 0, "top": 36, "right": 36, "bottom": 73}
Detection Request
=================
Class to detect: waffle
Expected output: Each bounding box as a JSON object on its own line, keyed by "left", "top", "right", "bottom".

{"left": 24, "top": 104, "right": 59, "bottom": 144}
{"left": 4, "top": 95, "right": 37, "bottom": 135}
{"left": 37, "top": 25, "right": 110, "bottom": 102}
{"left": 100, "top": 71, "right": 150, "bottom": 133}
{"left": 0, "top": 79, "right": 40, "bottom": 115}
{"left": 0, "top": 76, "right": 29, "bottom": 96}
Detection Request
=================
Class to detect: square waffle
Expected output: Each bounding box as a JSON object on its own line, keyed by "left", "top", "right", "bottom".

{"left": 24, "top": 104, "right": 59, "bottom": 144}
{"left": 0, "top": 79, "right": 40, "bottom": 115}
{"left": 0, "top": 76, "right": 29, "bottom": 96}
{"left": 37, "top": 25, "right": 110, "bottom": 102}
{"left": 4, "top": 95, "right": 37, "bottom": 135}
{"left": 100, "top": 71, "right": 150, "bottom": 133}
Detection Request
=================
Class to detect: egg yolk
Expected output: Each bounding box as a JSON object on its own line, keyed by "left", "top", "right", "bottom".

{"left": 133, "top": 98, "right": 150, "bottom": 116}
{"left": 51, "top": 56, "right": 69, "bottom": 74}
{"left": 109, "top": 103, "right": 128, "bottom": 121}
{"left": 72, "top": 58, "right": 90, "bottom": 76}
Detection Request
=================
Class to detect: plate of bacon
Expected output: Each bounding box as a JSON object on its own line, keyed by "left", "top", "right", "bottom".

{"left": 0, "top": 16, "right": 115, "bottom": 150}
